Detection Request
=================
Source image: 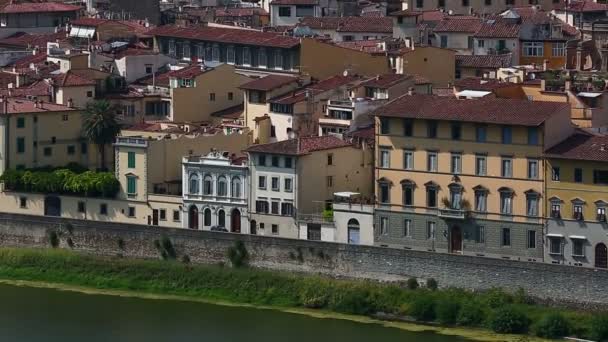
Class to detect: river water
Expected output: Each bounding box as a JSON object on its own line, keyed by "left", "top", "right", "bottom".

{"left": 0, "top": 284, "right": 466, "bottom": 341}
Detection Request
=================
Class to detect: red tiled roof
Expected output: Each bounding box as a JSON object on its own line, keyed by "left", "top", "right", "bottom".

{"left": 454, "top": 77, "right": 516, "bottom": 91}
{"left": 138, "top": 64, "right": 207, "bottom": 87}
{"left": 215, "top": 7, "right": 268, "bottom": 17}
{"left": 434, "top": 17, "right": 482, "bottom": 33}
{"left": 389, "top": 10, "right": 422, "bottom": 17}
{"left": 245, "top": 135, "right": 352, "bottom": 155}
{"left": 270, "top": 75, "right": 359, "bottom": 105}
{"left": 0, "top": 97, "right": 78, "bottom": 114}
{"left": 421, "top": 10, "right": 447, "bottom": 22}
{"left": 0, "top": 2, "right": 81, "bottom": 14}
{"left": 335, "top": 39, "right": 385, "bottom": 53}
{"left": 360, "top": 73, "right": 412, "bottom": 89}
{"left": 148, "top": 25, "right": 300, "bottom": 49}
{"left": 566, "top": 0, "right": 608, "bottom": 12}
{"left": 0, "top": 30, "right": 67, "bottom": 48}
{"left": 8, "top": 52, "right": 47, "bottom": 67}
{"left": 361, "top": 10, "right": 383, "bottom": 17}
{"left": 456, "top": 54, "right": 512, "bottom": 69}
{"left": 0, "top": 80, "right": 51, "bottom": 97}
{"left": 299, "top": 16, "right": 392, "bottom": 33}
{"left": 545, "top": 131, "right": 608, "bottom": 162}
{"left": 70, "top": 18, "right": 108, "bottom": 27}
{"left": 211, "top": 103, "right": 244, "bottom": 119}
{"left": 51, "top": 71, "right": 95, "bottom": 87}
{"left": 374, "top": 94, "right": 568, "bottom": 126}
{"left": 474, "top": 21, "right": 520, "bottom": 38}
{"left": 270, "top": 0, "right": 318, "bottom": 5}
{"left": 239, "top": 74, "right": 297, "bottom": 91}
{"left": 100, "top": 48, "right": 157, "bottom": 59}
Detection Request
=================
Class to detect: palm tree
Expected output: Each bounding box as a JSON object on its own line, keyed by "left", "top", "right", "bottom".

{"left": 82, "top": 100, "right": 121, "bottom": 171}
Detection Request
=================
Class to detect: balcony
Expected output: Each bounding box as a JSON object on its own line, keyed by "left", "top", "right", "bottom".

{"left": 328, "top": 99, "right": 354, "bottom": 108}
{"left": 438, "top": 197, "right": 471, "bottom": 220}
{"left": 115, "top": 137, "right": 148, "bottom": 148}
{"left": 438, "top": 208, "right": 467, "bottom": 220}
{"left": 297, "top": 213, "right": 335, "bottom": 226}
{"left": 319, "top": 117, "right": 351, "bottom": 127}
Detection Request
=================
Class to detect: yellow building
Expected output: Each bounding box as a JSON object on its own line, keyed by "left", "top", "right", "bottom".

{"left": 374, "top": 94, "right": 572, "bottom": 260}
{"left": 397, "top": 45, "right": 456, "bottom": 87}
{"left": 544, "top": 131, "right": 608, "bottom": 269}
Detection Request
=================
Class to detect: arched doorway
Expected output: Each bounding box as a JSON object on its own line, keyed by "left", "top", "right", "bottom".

{"left": 250, "top": 220, "right": 257, "bottom": 235}
{"left": 347, "top": 219, "right": 360, "bottom": 244}
{"left": 218, "top": 209, "right": 225, "bottom": 227}
{"left": 451, "top": 226, "right": 462, "bottom": 253}
{"left": 231, "top": 209, "right": 241, "bottom": 233}
{"left": 203, "top": 208, "right": 211, "bottom": 227}
{"left": 596, "top": 243, "right": 608, "bottom": 269}
{"left": 44, "top": 196, "right": 61, "bottom": 217}
{"left": 188, "top": 205, "right": 198, "bottom": 229}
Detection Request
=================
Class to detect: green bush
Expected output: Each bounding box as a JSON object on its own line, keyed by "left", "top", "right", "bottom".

{"left": 489, "top": 306, "right": 530, "bottom": 334}
{"left": 426, "top": 278, "right": 438, "bottom": 290}
{"left": 483, "top": 288, "right": 513, "bottom": 309}
{"left": 535, "top": 312, "right": 570, "bottom": 339}
{"left": 456, "top": 300, "right": 485, "bottom": 327}
{"left": 589, "top": 315, "right": 608, "bottom": 342}
{"left": 436, "top": 300, "right": 460, "bottom": 325}
{"left": 409, "top": 296, "right": 436, "bottom": 321}
{"left": 227, "top": 241, "right": 248, "bottom": 268}
{"left": 406, "top": 277, "right": 419, "bottom": 290}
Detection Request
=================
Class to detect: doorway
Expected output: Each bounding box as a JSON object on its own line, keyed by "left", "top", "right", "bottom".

{"left": 44, "top": 196, "right": 61, "bottom": 217}
{"left": 596, "top": 243, "right": 608, "bottom": 269}
{"left": 231, "top": 209, "right": 241, "bottom": 233}
{"left": 250, "top": 220, "right": 257, "bottom": 235}
{"left": 451, "top": 226, "right": 462, "bottom": 253}
{"left": 188, "top": 205, "right": 198, "bottom": 230}
{"left": 152, "top": 209, "right": 159, "bottom": 226}
{"left": 347, "top": 219, "right": 360, "bottom": 244}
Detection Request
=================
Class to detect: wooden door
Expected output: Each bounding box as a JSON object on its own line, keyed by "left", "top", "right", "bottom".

{"left": 451, "top": 226, "right": 462, "bottom": 253}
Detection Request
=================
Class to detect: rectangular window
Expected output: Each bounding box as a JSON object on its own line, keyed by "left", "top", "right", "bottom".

{"left": 475, "top": 190, "right": 487, "bottom": 212}
{"left": 173, "top": 210, "right": 180, "bottom": 222}
{"left": 271, "top": 177, "right": 279, "bottom": 191}
{"left": 380, "top": 149, "right": 390, "bottom": 168}
{"left": 272, "top": 224, "right": 279, "bottom": 235}
{"left": 440, "top": 35, "right": 448, "bottom": 48}
{"left": 404, "top": 219, "right": 411, "bottom": 237}
{"left": 501, "top": 158, "right": 512, "bottom": 178}
{"left": 126, "top": 176, "right": 136, "bottom": 195}
{"left": 272, "top": 156, "right": 279, "bottom": 167}
{"left": 258, "top": 155, "right": 266, "bottom": 166}
{"left": 426, "top": 221, "right": 435, "bottom": 240}
{"left": 271, "top": 201, "right": 279, "bottom": 215}
{"left": 258, "top": 176, "right": 266, "bottom": 189}
{"left": 476, "top": 126, "right": 486, "bottom": 142}
{"left": 16, "top": 117, "right": 25, "bottom": 128}
{"left": 284, "top": 157, "right": 292, "bottom": 168}
{"left": 278, "top": 6, "right": 291, "bottom": 16}
{"left": 475, "top": 225, "right": 485, "bottom": 243}
{"left": 597, "top": 207, "right": 606, "bottom": 222}
{"left": 379, "top": 183, "right": 390, "bottom": 204}
{"left": 574, "top": 168, "right": 583, "bottom": 183}
{"left": 100, "top": 203, "right": 108, "bottom": 215}
{"left": 549, "top": 238, "right": 562, "bottom": 255}
{"left": 500, "top": 192, "right": 513, "bottom": 215}
{"left": 501, "top": 126, "right": 512, "bottom": 144}
{"left": 403, "top": 150, "right": 414, "bottom": 170}
{"left": 427, "top": 151, "right": 437, "bottom": 172}
{"left": 19, "top": 197, "right": 27, "bottom": 208}
{"left": 228, "top": 92, "right": 234, "bottom": 101}
{"left": 478, "top": 39, "right": 485, "bottom": 47}
{"left": 527, "top": 230, "right": 536, "bottom": 249}
{"left": 327, "top": 176, "right": 333, "bottom": 187}
{"left": 327, "top": 153, "right": 333, "bottom": 165}
{"left": 527, "top": 195, "right": 539, "bottom": 217}
{"left": 593, "top": 170, "right": 608, "bottom": 184}
{"left": 552, "top": 167, "right": 560, "bottom": 181}
{"left": 403, "top": 185, "right": 413, "bottom": 206}
{"left": 43, "top": 147, "right": 52, "bottom": 157}
{"left": 523, "top": 42, "right": 544, "bottom": 57}
{"left": 284, "top": 178, "right": 293, "bottom": 192}
{"left": 127, "top": 206, "right": 135, "bottom": 217}
{"left": 527, "top": 159, "right": 539, "bottom": 179}
{"left": 427, "top": 186, "right": 437, "bottom": 207}
{"left": 528, "top": 127, "right": 539, "bottom": 145}
{"left": 475, "top": 155, "right": 487, "bottom": 176}
{"left": 416, "top": 0, "right": 423, "bottom": 7}
{"left": 552, "top": 42, "right": 565, "bottom": 57}
{"left": 209, "top": 93, "right": 216, "bottom": 101}
{"left": 81, "top": 142, "right": 88, "bottom": 154}
{"left": 572, "top": 239, "right": 585, "bottom": 257}
{"left": 427, "top": 121, "right": 437, "bottom": 138}
{"left": 573, "top": 205, "right": 584, "bottom": 220}
{"left": 502, "top": 228, "right": 511, "bottom": 247}
{"left": 16, "top": 137, "right": 25, "bottom": 154}
{"left": 450, "top": 153, "right": 461, "bottom": 174}
{"left": 451, "top": 123, "right": 461, "bottom": 140}
{"left": 281, "top": 202, "right": 294, "bottom": 216}
{"left": 127, "top": 152, "right": 135, "bottom": 168}
{"left": 159, "top": 209, "right": 166, "bottom": 221}
{"left": 380, "top": 217, "right": 388, "bottom": 235}
{"left": 380, "top": 118, "right": 389, "bottom": 134}
{"left": 67, "top": 145, "right": 75, "bottom": 155}
{"left": 77, "top": 201, "right": 85, "bottom": 213}
{"left": 256, "top": 200, "right": 269, "bottom": 213}
{"left": 403, "top": 119, "right": 413, "bottom": 136}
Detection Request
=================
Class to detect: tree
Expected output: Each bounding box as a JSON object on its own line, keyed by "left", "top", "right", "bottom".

{"left": 82, "top": 101, "right": 121, "bottom": 171}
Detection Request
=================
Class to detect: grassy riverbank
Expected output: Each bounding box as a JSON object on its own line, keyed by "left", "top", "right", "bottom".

{"left": 0, "top": 248, "right": 605, "bottom": 341}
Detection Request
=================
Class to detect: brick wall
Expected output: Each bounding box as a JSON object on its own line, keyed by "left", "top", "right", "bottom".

{"left": 0, "top": 212, "right": 607, "bottom": 306}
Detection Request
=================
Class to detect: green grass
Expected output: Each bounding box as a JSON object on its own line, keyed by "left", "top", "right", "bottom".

{"left": 0, "top": 248, "right": 603, "bottom": 340}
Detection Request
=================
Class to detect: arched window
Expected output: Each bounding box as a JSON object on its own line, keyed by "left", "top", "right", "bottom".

{"left": 218, "top": 209, "right": 225, "bottom": 227}
{"left": 217, "top": 176, "right": 228, "bottom": 197}
{"left": 203, "top": 208, "right": 211, "bottom": 226}
{"left": 232, "top": 177, "right": 242, "bottom": 198}
{"left": 347, "top": 219, "right": 360, "bottom": 244}
{"left": 203, "top": 175, "right": 213, "bottom": 195}
{"left": 189, "top": 173, "right": 199, "bottom": 194}
{"left": 401, "top": 180, "right": 415, "bottom": 206}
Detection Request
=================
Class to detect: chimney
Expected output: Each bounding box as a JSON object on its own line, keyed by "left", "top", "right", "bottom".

{"left": 407, "top": 87, "right": 415, "bottom": 96}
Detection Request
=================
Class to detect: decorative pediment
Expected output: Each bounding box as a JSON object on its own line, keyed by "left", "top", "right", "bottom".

{"left": 570, "top": 197, "right": 586, "bottom": 205}
{"left": 548, "top": 196, "right": 563, "bottom": 203}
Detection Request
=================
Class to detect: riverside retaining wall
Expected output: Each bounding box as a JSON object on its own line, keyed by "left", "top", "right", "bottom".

{"left": 0, "top": 212, "right": 607, "bottom": 306}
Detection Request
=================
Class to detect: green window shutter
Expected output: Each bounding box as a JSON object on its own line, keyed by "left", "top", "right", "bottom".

{"left": 127, "top": 177, "right": 136, "bottom": 194}
{"left": 127, "top": 152, "right": 135, "bottom": 168}
{"left": 16, "top": 138, "right": 25, "bottom": 153}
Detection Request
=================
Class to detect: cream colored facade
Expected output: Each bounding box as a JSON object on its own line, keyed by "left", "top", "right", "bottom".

{"left": 397, "top": 46, "right": 455, "bottom": 87}
{"left": 54, "top": 85, "right": 96, "bottom": 109}
{"left": 405, "top": 0, "right": 562, "bottom": 15}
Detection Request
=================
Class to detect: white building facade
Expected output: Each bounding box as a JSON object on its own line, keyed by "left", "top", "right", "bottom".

{"left": 182, "top": 151, "right": 249, "bottom": 233}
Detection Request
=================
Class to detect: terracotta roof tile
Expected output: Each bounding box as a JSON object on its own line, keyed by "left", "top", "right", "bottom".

{"left": 545, "top": 130, "right": 608, "bottom": 162}
{"left": 245, "top": 135, "right": 352, "bottom": 155}
{"left": 51, "top": 71, "right": 95, "bottom": 87}
{"left": 474, "top": 20, "right": 520, "bottom": 38}
{"left": 0, "top": 30, "right": 67, "bottom": 48}
{"left": 270, "top": 75, "right": 359, "bottom": 105}
{"left": 454, "top": 77, "right": 516, "bottom": 91}
{"left": 456, "top": 54, "right": 512, "bottom": 69}
{"left": 211, "top": 103, "right": 244, "bottom": 119}
{"left": 335, "top": 39, "right": 385, "bottom": 53}
{"left": 70, "top": 18, "right": 109, "bottom": 27}
{"left": 239, "top": 74, "right": 297, "bottom": 91}
{"left": 215, "top": 7, "right": 268, "bottom": 17}
{"left": 300, "top": 16, "right": 392, "bottom": 33}
{"left": 138, "top": 64, "right": 207, "bottom": 87}
{"left": 374, "top": 94, "right": 568, "bottom": 126}
{"left": 148, "top": 25, "right": 300, "bottom": 49}
{"left": 434, "top": 17, "right": 483, "bottom": 33}
{"left": 8, "top": 52, "right": 47, "bottom": 67}
{"left": 270, "top": 0, "right": 318, "bottom": 5}
{"left": 360, "top": 73, "right": 412, "bottom": 89}
{"left": 0, "top": 97, "right": 78, "bottom": 114}
{"left": 566, "top": 0, "right": 608, "bottom": 12}
{"left": 0, "top": 2, "right": 81, "bottom": 13}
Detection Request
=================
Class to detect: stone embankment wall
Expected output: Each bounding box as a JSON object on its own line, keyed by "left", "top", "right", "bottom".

{"left": 0, "top": 212, "right": 607, "bottom": 306}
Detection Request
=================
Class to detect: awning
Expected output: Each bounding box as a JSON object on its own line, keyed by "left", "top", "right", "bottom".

{"left": 333, "top": 192, "right": 359, "bottom": 198}
{"left": 547, "top": 233, "right": 564, "bottom": 238}
{"left": 569, "top": 235, "right": 587, "bottom": 240}
{"left": 455, "top": 90, "right": 492, "bottom": 98}
{"left": 577, "top": 92, "right": 602, "bottom": 98}
{"left": 69, "top": 26, "right": 96, "bottom": 38}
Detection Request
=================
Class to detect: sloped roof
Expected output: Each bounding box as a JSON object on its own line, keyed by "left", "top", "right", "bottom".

{"left": 360, "top": 74, "right": 412, "bottom": 89}
{"left": 0, "top": 97, "right": 78, "bottom": 115}
{"left": 148, "top": 25, "right": 300, "bottom": 49}
{"left": 245, "top": 135, "right": 353, "bottom": 155}
{"left": 8, "top": 52, "right": 47, "bottom": 67}
{"left": 474, "top": 20, "right": 520, "bottom": 38}
{"left": 434, "top": 17, "right": 483, "bottom": 33}
{"left": 454, "top": 77, "right": 516, "bottom": 91}
{"left": 269, "top": 75, "right": 359, "bottom": 105}
{"left": 545, "top": 131, "right": 608, "bottom": 162}
{"left": 70, "top": 18, "right": 109, "bottom": 27}
{"left": 138, "top": 64, "right": 208, "bottom": 88}
{"left": 566, "top": 0, "right": 608, "bottom": 12}
{"left": 299, "top": 16, "right": 392, "bottom": 33}
{"left": 0, "top": 30, "right": 67, "bottom": 48}
{"left": 456, "top": 54, "right": 512, "bottom": 69}
{"left": 374, "top": 94, "right": 568, "bottom": 127}
{"left": 0, "top": 2, "right": 81, "bottom": 13}
{"left": 270, "top": 0, "right": 318, "bottom": 4}
{"left": 239, "top": 74, "right": 297, "bottom": 91}
{"left": 51, "top": 71, "right": 95, "bottom": 87}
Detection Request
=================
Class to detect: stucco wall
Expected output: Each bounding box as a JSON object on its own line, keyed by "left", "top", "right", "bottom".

{"left": 0, "top": 212, "right": 607, "bottom": 306}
